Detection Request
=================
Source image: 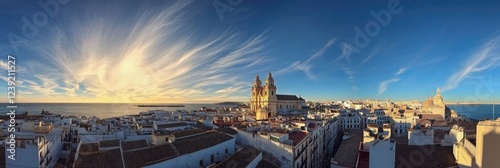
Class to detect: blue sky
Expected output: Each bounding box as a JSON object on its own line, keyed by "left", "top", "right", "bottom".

{"left": 1, "top": 0, "right": 500, "bottom": 103}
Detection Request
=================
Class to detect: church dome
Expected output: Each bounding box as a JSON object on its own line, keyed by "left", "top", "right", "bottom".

{"left": 423, "top": 98, "right": 434, "bottom": 108}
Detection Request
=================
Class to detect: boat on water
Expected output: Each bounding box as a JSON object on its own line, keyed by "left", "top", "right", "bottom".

{"left": 136, "top": 104, "right": 185, "bottom": 107}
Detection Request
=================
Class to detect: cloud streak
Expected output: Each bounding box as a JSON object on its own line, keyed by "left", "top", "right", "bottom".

{"left": 396, "top": 68, "right": 407, "bottom": 76}
{"left": 21, "top": 1, "right": 269, "bottom": 103}
{"left": 276, "top": 38, "right": 336, "bottom": 79}
{"left": 378, "top": 78, "right": 400, "bottom": 95}
{"left": 443, "top": 35, "right": 500, "bottom": 91}
{"left": 342, "top": 67, "right": 356, "bottom": 80}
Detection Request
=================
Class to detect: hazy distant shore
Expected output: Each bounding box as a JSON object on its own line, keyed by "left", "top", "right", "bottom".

{"left": 446, "top": 103, "right": 499, "bottom": 105}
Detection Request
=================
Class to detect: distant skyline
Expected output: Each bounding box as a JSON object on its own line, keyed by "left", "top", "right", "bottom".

{"left": 1, "top": 0, "right": 500, "bottom": 103}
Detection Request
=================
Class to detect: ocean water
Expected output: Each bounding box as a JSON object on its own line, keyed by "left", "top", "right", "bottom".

{"left": 0, "top": 103, "right": 233, "bottom": 118}
{"left": 0, "top": 103, "right": 497, "bottom": 120}
{"left": 447, "top": 104, "right": 498, "bottom": 120}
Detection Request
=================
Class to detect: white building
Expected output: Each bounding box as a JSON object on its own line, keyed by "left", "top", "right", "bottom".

{"left": 390, "top": 115, "right": 412, "bottom": 137}
{"left": 339, "top": 110, "right": 366, "bottom": 131}
{"left": 4, "top": 121, "right": 69, "bottom": 168}
{"left": 235, "top": 114, "right": 340, "bottom": 168}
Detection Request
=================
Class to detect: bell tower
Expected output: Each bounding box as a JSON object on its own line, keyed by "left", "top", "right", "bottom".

{"left": 433, "top": 87, "right": 444, "bottom": 106}
{"left": 263, "top": 72, "right": 278, "bottom": 116}
{"left": 250, "top": 75, "right": 262, "bottom": 112}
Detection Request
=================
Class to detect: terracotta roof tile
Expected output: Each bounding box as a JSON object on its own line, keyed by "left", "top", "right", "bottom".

{"left": 395, "top": 144, "right": 457, "bottom": 167}
{"left": 123, "top": 144, "right": 179, "bottom": 167}
{"left": 332, "top": 130, "right": 363, "bottom": 167}
{"left": 288, "top": 131, "right": 308, "bottom": 146}
{"left": 173, "top": 132, "right": 233, "bottom": 155}
{"left": 99, "top": 139, "right": 120, "bottom": 147}
{"left": 157, "top": 122, "right": 189, "bottom": 129}
{"left": 79, "top": 143, "right": 99, "bottom": 153}
{"left": 172, "top": 129, "right": 205, "bottom": 138}
{"left": 214, "top": 146, "right": 260, "bottom": 168}
{"left": 121, "top": 139, "right": 149, "bottom": 151}
{"left": 276, "top": 94, "right": 303, "bottom": 100}
{"left": 76, "top": 149, "right": 124, "bottom": 168}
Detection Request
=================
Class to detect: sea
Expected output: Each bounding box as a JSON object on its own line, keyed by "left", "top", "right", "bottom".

{"left": 0, "top": 103, "right": 498, "bottom": 120}
{"left": 0, "top": 103, "right": 234, "bottom": 118}
{"left": 447, "top": 104, "right": 498, "bottom": 120}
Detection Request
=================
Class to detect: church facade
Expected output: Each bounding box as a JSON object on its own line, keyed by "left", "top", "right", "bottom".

{"left": 250, "top": 72, "right": 305, "bottom": 120}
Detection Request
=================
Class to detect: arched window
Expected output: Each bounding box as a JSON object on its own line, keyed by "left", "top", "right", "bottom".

{"left": 271, "top": 91, "right": 274, "bottom": 95}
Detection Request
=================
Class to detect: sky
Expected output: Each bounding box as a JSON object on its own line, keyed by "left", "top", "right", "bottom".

{"left": 1, "top": 0, "right": 500, "bottom": 103}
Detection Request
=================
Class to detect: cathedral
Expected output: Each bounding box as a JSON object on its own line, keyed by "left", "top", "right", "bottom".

{"left": 250, "top": 72, "right": 305, "bottom": 120}
{"left": 421, "top": 87, "right": 450, "bottom": 119}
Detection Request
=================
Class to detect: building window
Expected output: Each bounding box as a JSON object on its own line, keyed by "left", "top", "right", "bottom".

{"left": 225, "top": 148, "right": 228, "bottom": 154}
{"left": 199, "top": 160, "right": 203, "bottom": 167}
{"left": 211, "top": 154, "right": 214, "bottom": 163}
{"left": 271, "top": 91, "right": 274, "bottom": 95}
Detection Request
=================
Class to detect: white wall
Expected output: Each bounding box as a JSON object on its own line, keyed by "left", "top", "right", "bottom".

{"left": 369, "top": 140, "right": 395, "bottom": 168}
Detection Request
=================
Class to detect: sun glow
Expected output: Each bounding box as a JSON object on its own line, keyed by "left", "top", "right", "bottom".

{"left": 16, "top": 1, "right": 268, "bottom": 103}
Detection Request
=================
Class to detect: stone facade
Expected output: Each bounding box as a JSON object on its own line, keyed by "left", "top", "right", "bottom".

{"left": 250, "top": 72, "right": 304, "bottom": 120}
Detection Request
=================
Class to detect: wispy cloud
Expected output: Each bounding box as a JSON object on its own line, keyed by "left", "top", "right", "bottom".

{"left": 20, "top": 1, "right": 269, "bottom": 103}
{"left": 276, "top": 38, "right": 336, "bottom": 79}
{"left": 378, "top": 78, "right": 400, "bottom": 95}
{"left": 341, "top": 67, "right": 356, "bottom": 80}
{"left": 423, "top": 57, "right": 444, "bottom": 65}
{"left": 396, "top": 67, "right": 407, "bottom": 76}
{"left": 442, "top": 35, "right": 500, "bottom": 91}
{"left": 337, "top": 42, "right": 356, "bottom": 63}
{"left": 352, "top": 86, "right": 359, "bottom": 91}
{"left": 361, "top": 47, "right": 380, "bottom": 65}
